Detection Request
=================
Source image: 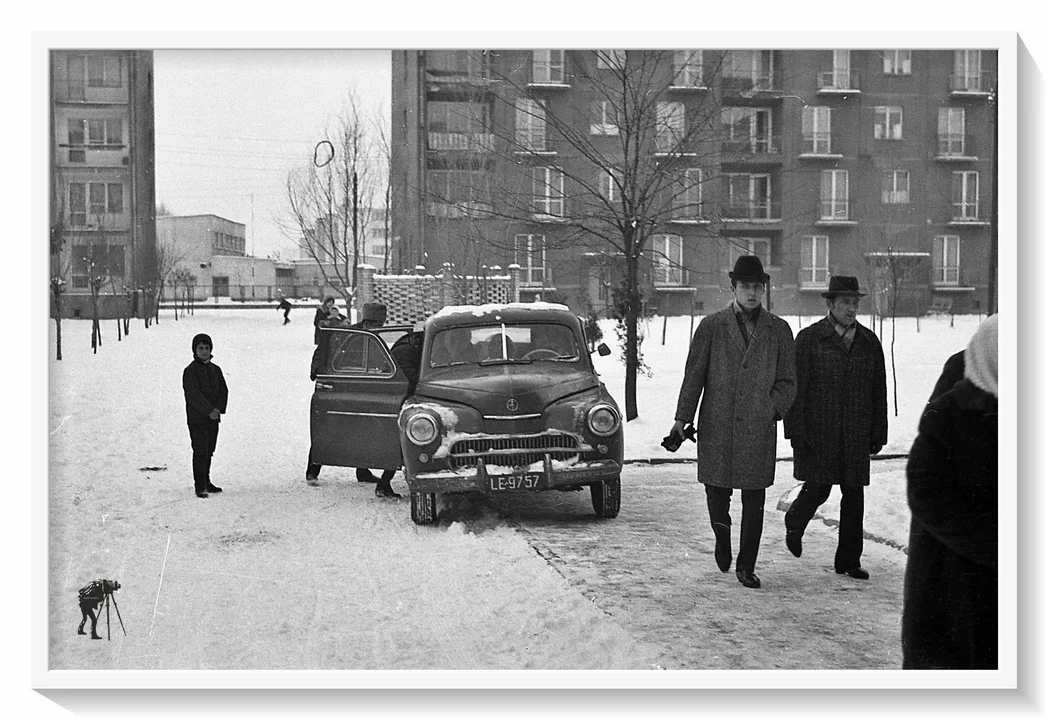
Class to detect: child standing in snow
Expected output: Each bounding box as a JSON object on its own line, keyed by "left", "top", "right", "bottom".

{"left": 183, "top": 333, "right": 228, "bottom": 498}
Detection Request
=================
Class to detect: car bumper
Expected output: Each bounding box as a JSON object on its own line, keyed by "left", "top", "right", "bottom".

{"left": 405, "top": 455, "right": 621, "bottom": 494}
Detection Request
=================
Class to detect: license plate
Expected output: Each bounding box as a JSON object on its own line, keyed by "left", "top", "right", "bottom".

{"left": 489, "top": 473, "right": 542, "bottom": 491}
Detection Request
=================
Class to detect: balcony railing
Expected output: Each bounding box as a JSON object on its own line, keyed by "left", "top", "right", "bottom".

{"left": 818, "top": 70, "right": 860, "bottom": 92}
{"left": 950, "top": 70, "right": 994, "bottom": 94}
{"left": 799, "top": 132, "right": 837, "bottom": 156}
{"left": 721, "top": 135, "right": 781, "bottom": 156}
{"left": 799, "top": 267, "right": 831, "bottom": 288}
{"left": 950, "top": 203, "right": 982, "bottom": 223}
{"left": 427, "top": 132, "right": 496, "bottom": 152}
{"left": 936, "top": 133, "right": 975, "bottom": 158}
{"left": 720, "top": 74, "right": 778, "bottom": 95}
{"left": 720, "top": 200, "right": 780, "bottom": 221}
{"left": 819, "top": 199, "right": 852, "bottom": 222}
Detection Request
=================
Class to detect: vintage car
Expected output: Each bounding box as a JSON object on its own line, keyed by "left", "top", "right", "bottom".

{"left": 309, "top": 302, "right": 623, "bottom": 525}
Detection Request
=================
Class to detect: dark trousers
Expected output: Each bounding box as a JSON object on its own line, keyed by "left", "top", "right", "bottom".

{"left": 188, "top": 421, "right": 220, "bottom": 493}
{"left": 78, "top": 599, "right": 101, "bottom": 637}
{"left": 704, "top": 485, "right": 766, "bottom": 572}
{"left": 785, "top": 482, "right": 865, "bottom": 569}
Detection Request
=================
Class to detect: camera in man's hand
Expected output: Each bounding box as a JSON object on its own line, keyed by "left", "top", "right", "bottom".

{"left": 661, "top": 423, "right": 696, "bottom": 452}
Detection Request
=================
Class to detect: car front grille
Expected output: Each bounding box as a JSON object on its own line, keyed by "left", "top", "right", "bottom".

{"left": 448, "top": 433, "right": 580, "bottom": 471}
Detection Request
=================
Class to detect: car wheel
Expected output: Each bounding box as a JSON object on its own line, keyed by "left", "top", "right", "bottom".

{"left": 411, "top": 491, "right": 438, "bottom": 525}
{"left": 590, "top": 476, "right": 621, "bottom": 518}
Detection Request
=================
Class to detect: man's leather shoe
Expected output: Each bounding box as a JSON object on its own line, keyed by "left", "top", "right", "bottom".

{"left": 736, "top": 570, "right": 761, "bottom": 589}
{"left": 835, "top": 566, "right": 870, "bottom": 580}
{"left": 786, "top": 530, "right": 803, "bottom": 558}
{"left": 206, "top": 484, "right": 223, "bottom": 493}
{"left": 712, "top": 522, "right": 731, "bottom": 572}
{"left": 195, "top": 491, "right": 208, "bottom": 499}
{"left": 375, "top": 482, "right": 401, "bottom": 499}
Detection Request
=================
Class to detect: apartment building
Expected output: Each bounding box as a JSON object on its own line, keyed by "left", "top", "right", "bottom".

{"left": 50, "top": 50, "right": 157, "bottom": 319}
{"left": 390, "top": 49, "right": 997, "bottom": 316}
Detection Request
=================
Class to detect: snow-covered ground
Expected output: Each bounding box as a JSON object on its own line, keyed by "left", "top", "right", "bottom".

{"left": 41, "top": 307, "right": 999, "bottom": 689}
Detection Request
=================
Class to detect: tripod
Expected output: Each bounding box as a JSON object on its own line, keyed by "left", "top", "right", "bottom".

{"left": 102, "top": 590, "right": 126, "bottom": 641}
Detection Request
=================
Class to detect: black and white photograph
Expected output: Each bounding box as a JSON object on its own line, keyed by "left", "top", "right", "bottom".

{"left": 18, "top": 8, "right": 1035, "bottom": 717}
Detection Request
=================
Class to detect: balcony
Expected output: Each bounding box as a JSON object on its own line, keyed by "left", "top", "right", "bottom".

{"left": 720, "top": 136, "right": 782, "bottom": 160}
{"left": 797, "top": 133, "right": 843, "bottom": 160}
{"left": 934, "top": 133, "right": 977, "bottom": 161}
{"left": 654, "top": 139, "right": 700, "bottom": 157}
{"left": 949, "top": 71, "right": 994, "bottom": 96}
{"left": 719, "top": 200, "right": 781, "bottom": 223}
{"left": 425, "top": 201, "right": 493, "bottom": 219}
{"left": 816, "top": 200, "right": 857, "bottom": 225}
{"left": 817, "top": 71, "right": 860, "bottom": 95}
{"left": 932, "top": 266, "right": 976, "bottom": 290}
{"left": 720, "top": 75, "right": 781, "bottom": 98}
{"left": 427, "top": 132, "right": 495, "bottom": 153}
{"left": 948, "top": 203, "right": 988, "bottom": 226}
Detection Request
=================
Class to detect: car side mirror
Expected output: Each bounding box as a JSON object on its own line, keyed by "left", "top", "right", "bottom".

{"left": 596, "top": 343, "right": 611, "bottom": 357}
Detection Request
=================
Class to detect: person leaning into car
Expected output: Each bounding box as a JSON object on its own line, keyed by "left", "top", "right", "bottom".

{"left": 668, "top": 255, "right": 796, "bottom": 590}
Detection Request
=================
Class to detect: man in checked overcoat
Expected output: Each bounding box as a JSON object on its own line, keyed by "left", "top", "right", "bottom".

{"left": 783, "top": 276, "right": 888, "bottom": 580}
{"left": 669, "top": 255, "right": 796, "bottom": 589}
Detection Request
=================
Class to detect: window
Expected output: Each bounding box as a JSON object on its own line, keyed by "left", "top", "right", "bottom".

{"left": 656, "top": 101, "right": 686, "bottom": 151}
{"left": 883, "top": 50, "right": 912, "bottom": 75}
{"left": 938, "top": 107, "right": 966, "bottom": 155}
{"left": 650, "top": 235, "right": 684, "bottom": 285}
{"left": 952, "top": 171, "right": 979, "bottom": 220}
{"left": 826, "top": 50, "right": 852, "bottom": 88}
{"left": 724, "top": 174, "right": 772, "bottom": 220}
{"left": 672, "top": 50, "right": 703, "bottom": 87}
{"left": 596, "top": 50, "right": 626, "bottom": 70}
{"left": 515, "top": 98, "right": 547, "bottom": 151}
{"left": 514, "top": 234, "right": 547, "bottom": 284}
{"left": 727, "top": 237, "right": 772, "bottom": 269}
{"left": 801, "top": 236, "right": 830, "bottom": 287}
{"left": 820, "top": 170, "right": 849, "bottom": 219}
{"left": 590, "top": 100, "right": 619, "bottom": 135}
{"left": 933, "top": 235, "right": 961, "bottom": 285}
{"left": 531, "top": 50, "right": 565, "bottom": 84}
{"left": 72, "top": 118, "right": 122, "bottom": 147}
{"left": 672, "top": 168, "right": 703, "bottom": 219}
{"left": 953, "top": 50, "right": 983, "bottom": 91}
{"left": 598, "top": 168, "right": 622, "bottom": 203}
{"left": 73, "top": 181, "right": 122, "bottom": 219}
{"left": 721, "top": 107, "right": 773, "bottom": 153}
{"left": 881, "top": 171, "right": 910, "bottom": 204}
{"left": 725, "top": 50, "right": 774, "bottom": 90}
{"left": 531, "top": 167, "right": 564, "bottom": 217}
{"left": 801, "top": 106, "right": 832, "bottom": 154}
{"left": 328, "top": 333, "right": 394, "bottom": 375}
{"left": 67, "top": 119, "right": 85, "bottom": 146}
{"left": 68, "top": 183, "right": 86, "bottom": 226}
{"left": 71, "top": 244, "right": 125, "bottom": 289}
{"left": 874, "top": 106, "right": 903, "bottom": 140}
{"left": 87, "top": 55, "right": 123, "bottom": 88}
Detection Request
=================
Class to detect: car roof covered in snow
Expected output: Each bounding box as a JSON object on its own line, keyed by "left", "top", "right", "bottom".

{"left": 427, "top": 302, "right": 576, "bottom": 331}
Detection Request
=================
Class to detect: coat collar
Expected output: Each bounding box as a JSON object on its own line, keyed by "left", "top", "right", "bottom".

{"left": 718, "top": 303, "right": 772, "bottom": 354}
{"left": 953, "top": 378, "right": 998, "bottom": 413}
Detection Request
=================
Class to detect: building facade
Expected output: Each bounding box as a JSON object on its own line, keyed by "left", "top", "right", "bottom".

{"left": 50, "top": 50, "right": 157, "bottom": 319}
{"left": 391, "top": 49, "right": 997, "bottom": 317}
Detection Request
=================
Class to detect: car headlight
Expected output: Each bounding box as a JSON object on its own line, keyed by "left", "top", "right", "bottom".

{"left": 587, "top": 404, "right": 620, "bottom": 437}
{"left": 405, "top": 412, "right": 439, "bottom": 446}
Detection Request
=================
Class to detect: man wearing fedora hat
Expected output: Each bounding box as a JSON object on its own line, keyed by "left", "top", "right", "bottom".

{"left": 783, "top": 276, "right": 887, "bottom": 580}
{"left": 670, "top": 255, "right": 796, "bottom": 589}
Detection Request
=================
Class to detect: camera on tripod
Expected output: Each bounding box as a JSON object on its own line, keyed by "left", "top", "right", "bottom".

{"left": 661, "top": 422, "right": 696, "bottom": 452}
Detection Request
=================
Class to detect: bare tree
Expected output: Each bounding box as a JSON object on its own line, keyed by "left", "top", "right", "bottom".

{"left": 50, "top": 176, "right": 70, "bottom": 361}
{"left": 279, "top": 90, "right": 379, "bottom": 306}
{"left": 374, "top": 104, "right": 394, "bottom": 274}
{"left": 151, "top": 238, "right": 188, "bottom": 326}
{"left": 423, "top": 50, "right": 747, "bottom": 420}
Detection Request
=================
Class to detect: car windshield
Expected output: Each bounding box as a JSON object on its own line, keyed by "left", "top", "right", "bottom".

{"left": 429, "top": 323, "right": 580, "bottom": 367}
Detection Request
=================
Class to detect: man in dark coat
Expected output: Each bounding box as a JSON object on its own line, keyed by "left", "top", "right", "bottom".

{"left": 782, "top": 276, "right": 887, "bottom": 579}
{"left": 183, "top": 333, "right": 228, "bottom": 498}
{"left": 903, "top": 314, "right": 998, "bottom": 669}
{"left": 669, "top": 255, "right": 796, "bottom": 589}
{"left": 313, "top": 296, "right": 338, "bottom": 344}
{"left": 278, "top": 296, "right": 292, "bottom": 325}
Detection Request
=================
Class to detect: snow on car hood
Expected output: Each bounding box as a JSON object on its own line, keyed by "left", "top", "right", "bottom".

{"left": 418, "top": 364, "right": 598, "bottom": 417}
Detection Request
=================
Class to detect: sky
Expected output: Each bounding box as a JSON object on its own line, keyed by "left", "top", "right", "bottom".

{"left": 153, "top": 49, "right": 391, "bottom": 260}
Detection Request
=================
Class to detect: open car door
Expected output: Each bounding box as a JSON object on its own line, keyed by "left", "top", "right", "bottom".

{"left": 310, "top": 328, "right": 409, "bottom": 470}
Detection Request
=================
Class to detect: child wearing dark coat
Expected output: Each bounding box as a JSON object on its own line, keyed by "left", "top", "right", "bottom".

{"left": 183, "top": 333, "right": 228, "bottom": 498}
